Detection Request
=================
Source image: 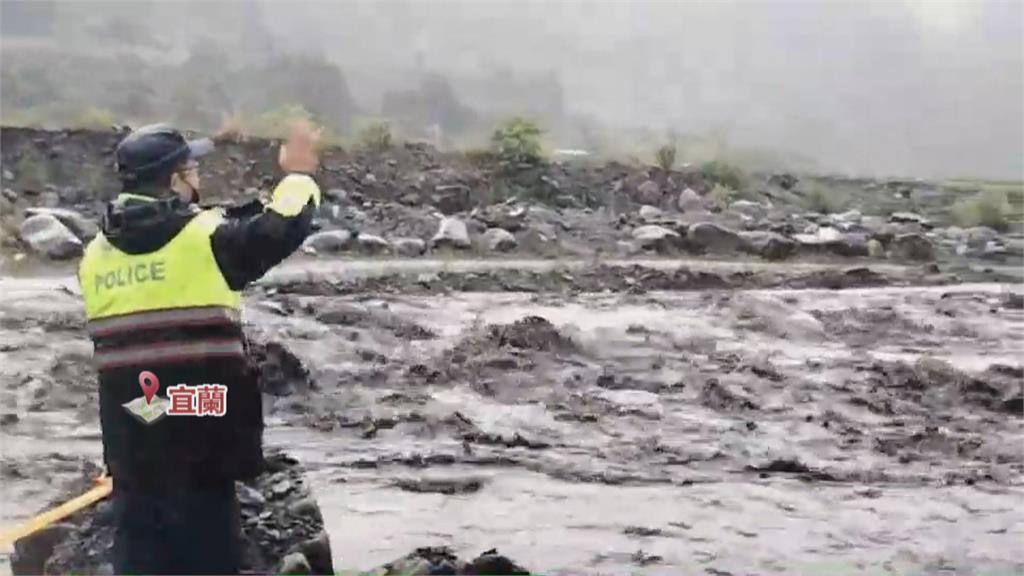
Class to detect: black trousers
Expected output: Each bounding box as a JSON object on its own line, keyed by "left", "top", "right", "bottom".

{"left": 112, "top": 480, "right": 241, "bottom": 575}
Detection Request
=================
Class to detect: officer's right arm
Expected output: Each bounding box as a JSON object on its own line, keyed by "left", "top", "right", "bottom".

{"left": 209, "top": 175, "right": 320, "bottom": 290}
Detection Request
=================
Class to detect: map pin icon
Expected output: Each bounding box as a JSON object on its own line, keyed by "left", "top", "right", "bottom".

{"left": 138, "top": 371, "right": 160, "bottom": 405}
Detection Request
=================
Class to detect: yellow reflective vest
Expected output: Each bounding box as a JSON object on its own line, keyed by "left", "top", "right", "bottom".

{"left": 79, "top": 208, "right": 241, "bottom": 321}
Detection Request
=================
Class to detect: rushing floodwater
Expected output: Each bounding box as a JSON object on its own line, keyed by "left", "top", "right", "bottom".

{"left": 1, "top": 262, "right": 1021, "bottom": 575}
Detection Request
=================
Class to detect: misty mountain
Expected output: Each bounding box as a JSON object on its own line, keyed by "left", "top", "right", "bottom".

{"left": 1, "top": 0, "right": 1021, "bottom": 180}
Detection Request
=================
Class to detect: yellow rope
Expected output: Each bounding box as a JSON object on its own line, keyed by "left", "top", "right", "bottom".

{"left": 0, "top": 476, "right": 112, "bottom": 548}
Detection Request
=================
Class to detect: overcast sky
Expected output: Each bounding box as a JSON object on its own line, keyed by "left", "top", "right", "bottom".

{"left": 250, "top": 0, "right": 1023, "bottom": 180}
{"left": 7, "top": 0, "right": 1024, "bottom": 180}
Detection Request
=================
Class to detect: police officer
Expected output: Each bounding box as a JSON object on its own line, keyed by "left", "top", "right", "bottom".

{"left": 78, "top": 119, "right": 321, "bottom": 574}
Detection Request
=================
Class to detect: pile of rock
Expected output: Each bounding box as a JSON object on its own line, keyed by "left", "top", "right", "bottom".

{"left": 11, "top": 452, "right": 333, "bottom": 575}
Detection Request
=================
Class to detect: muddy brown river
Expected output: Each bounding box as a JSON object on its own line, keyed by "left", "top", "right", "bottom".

{"left": 1, "top": 259, "right": 1021, "bottom": 575}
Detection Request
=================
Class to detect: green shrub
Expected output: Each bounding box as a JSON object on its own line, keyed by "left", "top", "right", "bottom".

{"left": 354, "top": 119, "right": 394, "bottom": 153}
{"left": 655, "top": 143, "right": 677, "bottom": 171}
{"left": 803, "top": 183, "right": 848, "bottom": 214}
{"left": 951, "top": 189, "right": 1013, "bottom": 231}
{"left": 71, "top": 107, "right": 116, "bottom": 130}
{"left": 700, "top": 159, "right": 747, "bottom": 190}
{"left": 464, "top": 148, "right": 496, "bottom": 165}
{"left": 490, "top": 117, "right": 544, "bottom": 166}
{"left": 708, "top": 184, "right": 737, "bottom": 210}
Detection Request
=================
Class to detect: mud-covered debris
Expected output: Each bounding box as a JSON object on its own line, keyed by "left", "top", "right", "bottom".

{"left": 486, "top": 315, "right": 577, "bottom": 353}
{"left": 1003, "top": 292, "right": 1024, "bottom": 310}
{"left": 393, "top": 476, "right": 486, "bottom": 495}
{"left": 746, "top": 458, "right": 836, "bottom": 481}
{"left": 17, "top": 451, "right": 333, "bottom": 576}
{"left": 249, "top": 339, "right": 315, "bottom": 396}
{"left": 460, "top": 427, "right": 552, "bottom": 450}
{"left": 699, "top": 378, "right": 759, "bottom": 411}
{"left": 623, "top": 526, "right": 664, "bottom": 537}
{"left": 631, "top": 549, "right": 663, "bottom": 566}
{"left": 462, "top": 548, "right": 531, "bottom": 575}
{"left": 375, "top": 546, "right": 529, "bottom": 576}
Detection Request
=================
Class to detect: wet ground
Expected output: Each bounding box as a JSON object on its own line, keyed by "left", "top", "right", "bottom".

{"left": 1, "top": 259, "right": 1022, "bottom": 575}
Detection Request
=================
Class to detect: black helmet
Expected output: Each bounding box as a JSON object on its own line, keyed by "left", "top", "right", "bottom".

{"left": 115, "top": 123, "right": 211, "bottom": 186}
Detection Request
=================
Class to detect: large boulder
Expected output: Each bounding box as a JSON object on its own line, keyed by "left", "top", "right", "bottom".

{"left": 303, "top": 230, "right": 353, "bottom": 254}
{"left": 728, "top": 200, "right": 768, "bottom": 220}
{"left": 18, "top": 213, "right": 82, "bottom": 260}
{"left": 632, "top": 224, "right": 681, "bottom": 253}
{"left": 638, "top": 205, "right": 664, "bottom": 221}
{"left": 889, "top": 212, "right": 931, "bottom": 228}
{"left": 828, "top": 209, "right": 863, "bottom": 231}
{"left": 433, "top": 184, "right": 472, "bottom": 215}
{"left": 357, "top": 233, "right": 391, "bottom": 255}
{"left": 794, "top": 227, "right": 869, "bottom": 257}
{"left": 473, "top": 203, "right": 528, "bottom": 232}
{"left": 739, "top": 231, "right": 797, "bottom": 261}
{"left": 392, "top": 237, "right": 426, "bottom": 257}
{"left": 891, "top": 233, "right": 934, "bottom": 261}
{"left": 483, "top": 228, "right": 518, "bottom": 252}
{"left": 430, "top": 217, "right": 472, "bottom": 250}
{"left": 677, "top": 188, "right": 705, "bottom": 212}
{"left": 636, "top": 179, "right": 661, "bottom": 205}
{"left": 965, "top": 226, "right": 1000, "bottom": 249}
{"left": 688, "top": 222, "right": 743, "bottom": 253}
{"left": 24, "top": 207, "right": 98, "bottom": 242}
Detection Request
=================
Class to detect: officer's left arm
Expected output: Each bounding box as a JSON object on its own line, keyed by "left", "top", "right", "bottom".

{"left": 209, "top": 174, "right": 320, "bottom": 290}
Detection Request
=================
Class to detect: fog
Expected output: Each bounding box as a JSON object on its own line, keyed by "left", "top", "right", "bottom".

{"left": 2, "top": 0, "right": 1022, "bottom": 180}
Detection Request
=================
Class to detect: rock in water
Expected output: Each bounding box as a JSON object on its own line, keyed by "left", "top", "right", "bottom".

{"left": 638, "top": 204, "right": 663, "bottom": 221}
{"left": 18, "top": 213, "right": 83, "bottom": 260}
{"left": 357, "top": 233, "right": 391, "bottom": 255}
{"left": 431, "top": 217, "right": 471, "bottom": 250}
{"left": 891, "top": 233, "right": 935, "bottom": 261}
{"left": 392, "top": 237, "right": 426, "bottom": 257}
{"left": 868, "top": 238, "right": 886, "bottom": 258}
{"left": 375, "top": 546, "right": 529, "bottom": 576}
{"left": 632, "top": 225, "right": 681, "bottom": 253}
{"left": 19, "top": 452, "right": 334, "bottom": 575}
{"left": 483, "top": 228, "right": 517, "bottom": 252}
{"left": 677, "top": 187, "right": 705, "bottom": 212}
{"left": 24, "top": 207, "right": 98, "bottom": 242}
{"left": 688, "top": 222, "right": 743, "bottom": 253}
{"left": 303, "top": 230, "right": 353, "bottom": 254}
